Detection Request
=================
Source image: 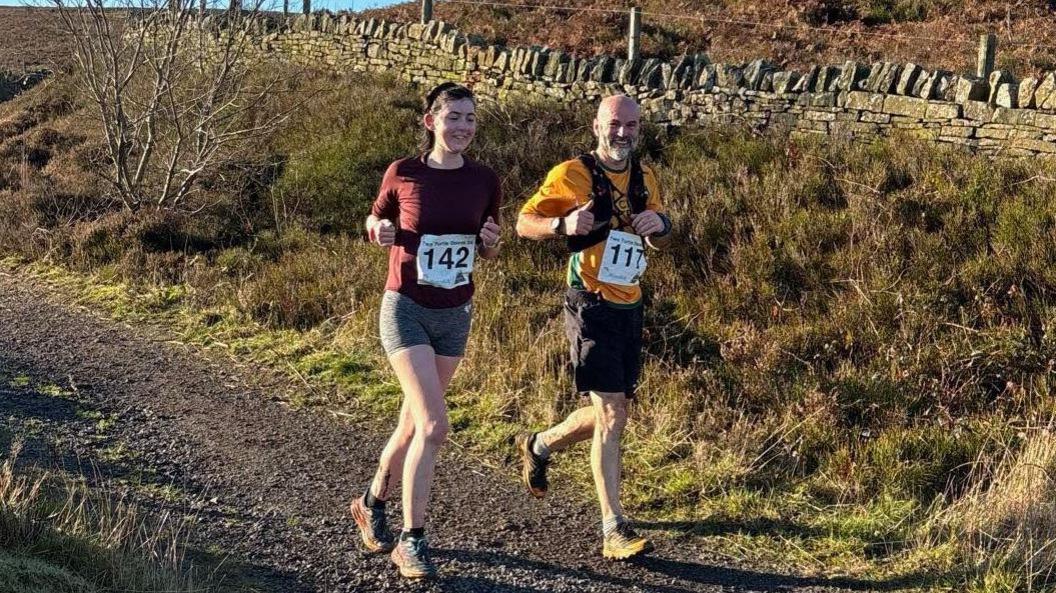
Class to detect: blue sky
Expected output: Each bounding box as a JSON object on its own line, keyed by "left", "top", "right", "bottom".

{"left": 0, "top": 0, "right": 406, "bottom": 9}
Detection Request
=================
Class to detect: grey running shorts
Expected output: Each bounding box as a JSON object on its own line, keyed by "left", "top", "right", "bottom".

{"left": 379, "top": 290, "right": 472, "bottom": 357}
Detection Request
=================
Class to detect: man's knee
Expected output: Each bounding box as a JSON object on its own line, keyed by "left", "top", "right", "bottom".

{"left": 591, "top": 392, "right": 628, "bottom": 432}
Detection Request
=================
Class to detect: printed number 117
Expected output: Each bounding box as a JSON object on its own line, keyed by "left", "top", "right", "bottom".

{"left": 609, "top": 245, "right": 644, "bottom": 267}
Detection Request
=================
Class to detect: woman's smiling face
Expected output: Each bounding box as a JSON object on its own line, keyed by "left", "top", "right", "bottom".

{"left": 426, "top": 97, "right": 477, "bottom": 154}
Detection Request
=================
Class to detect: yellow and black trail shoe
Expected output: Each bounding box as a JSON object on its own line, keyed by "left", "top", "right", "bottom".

{"left": 516, "top": 432, "right": 550, "bottom": 498}
{"left": 602, "top": 522, "right": 655, "bottom": 560}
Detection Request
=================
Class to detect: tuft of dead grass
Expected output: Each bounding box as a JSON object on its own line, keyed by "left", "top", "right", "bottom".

{"left": 0, "top": 441, "right": 201, "bottom": 593}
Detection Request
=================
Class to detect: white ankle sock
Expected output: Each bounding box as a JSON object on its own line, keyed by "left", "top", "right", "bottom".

{"left": 531, "top": 433, "right": 551, "bottom": 460}
{"left": 602, "top": 515, "right": 624, "bottom": 537}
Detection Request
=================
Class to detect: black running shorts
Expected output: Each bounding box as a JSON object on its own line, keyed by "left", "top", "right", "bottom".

{"left": 562, "top": 288, "right": 643, "bottom": 398}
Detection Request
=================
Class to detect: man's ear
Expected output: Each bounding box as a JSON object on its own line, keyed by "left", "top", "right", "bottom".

{"left": 591, "top": 117, "right": 599, "bottom": 138}
{"left": 423, "top": 112, "right": 435, "bottom": 132}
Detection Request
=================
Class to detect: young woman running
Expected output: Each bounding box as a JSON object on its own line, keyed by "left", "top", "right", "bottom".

{"left": 350, "top": 82, "right": 502, "bottom": 580}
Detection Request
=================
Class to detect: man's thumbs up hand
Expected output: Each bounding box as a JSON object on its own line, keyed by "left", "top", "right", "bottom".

{"left": 564, "top": 199, "right": 595, "bottom": 236}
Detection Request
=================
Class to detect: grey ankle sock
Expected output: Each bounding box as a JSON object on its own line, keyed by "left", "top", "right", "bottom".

{"left": 602, "top": 515, "right": 624, "bottom": 537}
{"left": 531, "top": 433, "right": 551, "bottom": 460}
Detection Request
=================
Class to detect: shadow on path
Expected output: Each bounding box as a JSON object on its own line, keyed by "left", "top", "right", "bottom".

{"left": 0, "top": 357, "right": 311, "bottom": 593}
{"left": 435, "top": 547, "right": 924, "bottom": 593}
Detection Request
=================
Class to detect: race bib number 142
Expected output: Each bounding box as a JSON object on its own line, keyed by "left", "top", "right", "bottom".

{"left": 416, "top": 234, "right": 477, "bottom": 289}
{"left": 597, "top": 230, "right": 647, "bottom": 286}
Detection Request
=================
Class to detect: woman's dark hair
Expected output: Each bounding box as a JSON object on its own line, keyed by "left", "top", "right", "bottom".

{"left": 420, "top": 82, "right": 476, "bottom": 153}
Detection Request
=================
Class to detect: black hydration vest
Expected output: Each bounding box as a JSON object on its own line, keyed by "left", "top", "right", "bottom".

{"left": 567, "top": 153, "right": 650, "bottom": 253}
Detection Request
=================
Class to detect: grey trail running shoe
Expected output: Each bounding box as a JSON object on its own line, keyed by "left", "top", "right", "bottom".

{"left": 602, "top": 521, "right": 655, "bottom": 560}
{"left": 516, "top": 432, "right": 550, "bottom": 498}
{"left": 390, "top": 535, "right": 438, "bottom": 579}
{"left": 349, "top": 495, "right": 395, "bottom": 553}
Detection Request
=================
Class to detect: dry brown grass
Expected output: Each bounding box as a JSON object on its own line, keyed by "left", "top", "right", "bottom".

{"left": 920, "top": 423, "right": 1056, "bottom": 590}
{"left": 3, "top": 2, "right": 1055, "bottom": 82}
{"left": 0, "top": 7, "right": 72, "bottom": 73}
{"left": 0, "top": 442, "right": 200, "bottom": 593}
{"left": 364, "top": 0, "right": 1056, "bottom": 77}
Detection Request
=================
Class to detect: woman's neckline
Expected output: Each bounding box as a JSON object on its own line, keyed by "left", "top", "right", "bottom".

{"left": 421, "top": 153, "right": 467, "bottom": 171}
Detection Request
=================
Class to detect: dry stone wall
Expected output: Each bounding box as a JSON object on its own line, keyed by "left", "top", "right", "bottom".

{"left": 220, "top": 13, "right": 1056, "bottom": 156}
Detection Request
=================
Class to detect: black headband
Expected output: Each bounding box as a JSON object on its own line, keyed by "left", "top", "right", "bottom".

{"left": 425, "top": 82, "right": 463, "bottom": 112}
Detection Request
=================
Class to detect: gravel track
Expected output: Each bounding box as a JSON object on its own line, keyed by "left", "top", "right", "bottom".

{"left": 0, "top": 271, "right": 906, "bottom": 593}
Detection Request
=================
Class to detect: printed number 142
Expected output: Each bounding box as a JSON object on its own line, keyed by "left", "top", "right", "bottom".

{"left": 422, "top": 246, "right": 470, "bottom": 269}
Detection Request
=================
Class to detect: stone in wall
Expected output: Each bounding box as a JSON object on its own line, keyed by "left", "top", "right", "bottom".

{"left": 1038, "top": 73, "right": 1056, "bottom": 110}
{"left": 1018, "top": 77, "right": 1039, "bottom": 109}
{"left": 543, "top": 50, "right": 566, "bottom": 79}
{"left": 618, "top": 59, "right": 642, "bottom": 85}
{"left": 696, "top": 63, "right": 716, "bottom": 91}
{"left": 995, "top": 83, "right": 1018, "bottom": 108}
{"left": 838, "top": 61, "right": 869, "bottom": 91}
{"left": 814, "top": 66, "right": 840, "bottom": 92}
{"left": 715, "top": 64, "right": 744, "bottom": 89}
{"left": 987, "top": 70, "right": 1013, "bottom": 105}
{"left": 896, "top": 64, "right": 921, "bottom": 95}
{"left": 883, "top": 95, "right": 930, "bottom": 118}
{"left": 792, "top": 66, "right": 818, "bottom": 92}
{"left": 954, "top": 76, "right": 988, "bottom": 104}
{"left": 772, "top": 71, "right": 800, "bottom": 94}
{"left": 861, "top": 62, "right": 900, "bottom": 94}
{"left": 743, "top": 59, "right": 774, "bottom": 91}
{"left": 846, "top": 91, "right": 885, "bottom": 112}
{"left": 689, "top": 54, "right": 710, "bottom": 89}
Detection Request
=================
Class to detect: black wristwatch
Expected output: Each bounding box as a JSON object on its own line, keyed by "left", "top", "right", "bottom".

{"left": 551, "top": 217, "right": 566, "bottom": 236}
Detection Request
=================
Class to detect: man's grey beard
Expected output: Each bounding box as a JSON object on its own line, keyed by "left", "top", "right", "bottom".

{"left": 600, "top": 136, "right": 636, "bottom": 162}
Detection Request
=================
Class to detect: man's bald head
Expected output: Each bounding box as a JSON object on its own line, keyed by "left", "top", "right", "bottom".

{"left": 597, "top": 94, "right": 641, "bottom": 122}
{"left": 593, "top": 94, "right": 641, "bottom": 166}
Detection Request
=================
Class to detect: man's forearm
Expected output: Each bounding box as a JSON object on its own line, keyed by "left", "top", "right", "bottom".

{"left": 516, "top": 213, "right": 561, "bottom": 240}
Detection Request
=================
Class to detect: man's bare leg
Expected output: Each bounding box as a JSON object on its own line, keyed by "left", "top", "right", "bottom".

{"left": 588, "top": 392, "right": 627, "bottom": 521}
{"left": 536, "top": 405, "right": 595, "bottom": 454}
{"left": 589, "top": 390, "right": 652, "bottom": 559}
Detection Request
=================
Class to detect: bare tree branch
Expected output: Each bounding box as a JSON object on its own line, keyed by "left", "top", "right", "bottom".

{"left": 51, "top": 0, "right": 297, "bottom": 211}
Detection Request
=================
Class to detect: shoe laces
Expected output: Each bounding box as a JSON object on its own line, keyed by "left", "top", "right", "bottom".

{"left": 405, "top": 536, "right": 432, "bottom": 564}
{"left": 609, "top": 521, "right": 640, "bottom": 543}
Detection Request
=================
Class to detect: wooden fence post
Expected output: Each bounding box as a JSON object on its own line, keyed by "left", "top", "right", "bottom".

{"left": 627, "top": 7, "right": 641, "bottom": 62}
{"left": 302, "top": 0, "right": 309, "bottom": 14}
{"left": 421, "top": 0, "right": 433, "bottom": 23}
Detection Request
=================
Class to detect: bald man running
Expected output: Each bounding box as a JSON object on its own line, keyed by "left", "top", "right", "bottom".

{"left": 514, "top": 95, "right": 672, "bottom": 560}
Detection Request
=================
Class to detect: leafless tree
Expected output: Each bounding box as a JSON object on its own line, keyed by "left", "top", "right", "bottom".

{"left": 50, "top": 0, "right": 291, "bottom": 211}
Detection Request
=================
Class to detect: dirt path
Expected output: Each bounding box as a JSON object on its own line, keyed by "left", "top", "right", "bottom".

{"left": 0, "top": 270, "right": 906, "bottom": 593}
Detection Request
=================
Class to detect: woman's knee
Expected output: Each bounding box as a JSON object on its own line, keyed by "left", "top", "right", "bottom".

{"left": 417, "top": 417, "right": 450, "bottom": 445}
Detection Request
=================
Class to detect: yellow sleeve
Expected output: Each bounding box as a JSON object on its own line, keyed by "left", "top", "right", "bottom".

{"left": 643, "top": 165, "right": 664, "bottom": 212}
{"left": 520, "top": 159, "right": 594, "bottom": 218}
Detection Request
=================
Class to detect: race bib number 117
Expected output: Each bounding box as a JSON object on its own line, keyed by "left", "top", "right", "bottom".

{"left": 597, "top": 230, "right": 647, "bottom": 286}
{"left": 416, "top": 234, "right": 477, "bottom": 289}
